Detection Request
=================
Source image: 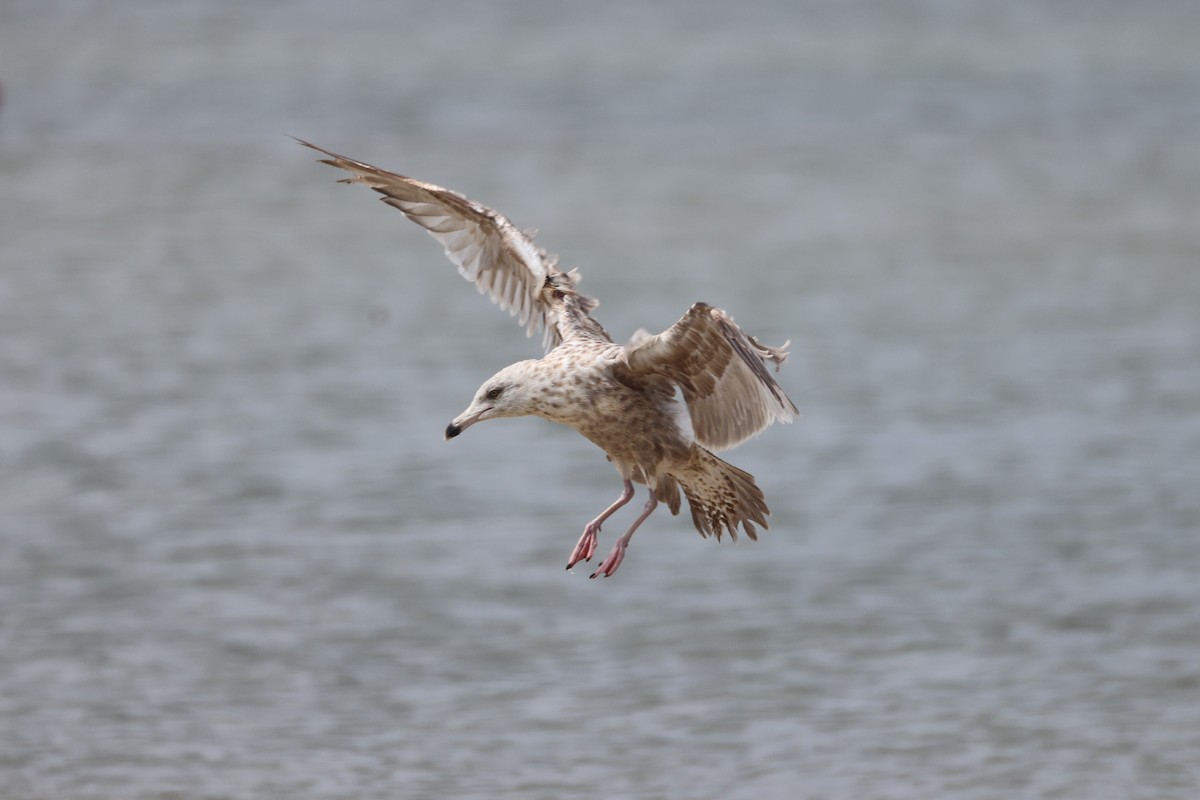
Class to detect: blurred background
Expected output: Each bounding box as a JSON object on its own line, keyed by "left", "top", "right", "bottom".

{"left": 2, "top": 1, "right": 1198, "bottom": 798}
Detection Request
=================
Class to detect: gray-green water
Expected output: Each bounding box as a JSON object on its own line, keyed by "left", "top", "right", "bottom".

{"left": 2, "top": 2, "right": 1198, "bottom": 798}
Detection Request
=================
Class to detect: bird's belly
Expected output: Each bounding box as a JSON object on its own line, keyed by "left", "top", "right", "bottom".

{"left": 560, "top": 388, "right": 691, "bottom": 476}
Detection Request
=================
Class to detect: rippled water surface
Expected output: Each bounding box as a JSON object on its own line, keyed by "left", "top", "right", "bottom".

{"left": 3, "top": 2, "right": 1199, "bottom": 798}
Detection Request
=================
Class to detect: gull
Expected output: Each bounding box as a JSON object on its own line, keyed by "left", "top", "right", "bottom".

{"left": 299, "top": 139, "right": 799, "bottom": 578}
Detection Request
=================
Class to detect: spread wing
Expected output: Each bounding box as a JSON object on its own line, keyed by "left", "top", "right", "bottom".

{"left": 297, "top": 138, "right": 576, "bottom": 347}
{"left": 619, "top": 303, "right": 799, "bottom": 451}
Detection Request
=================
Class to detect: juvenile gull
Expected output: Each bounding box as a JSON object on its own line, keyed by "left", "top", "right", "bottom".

{"left": 299, "top": 139, "right": 799, "bottom": 578}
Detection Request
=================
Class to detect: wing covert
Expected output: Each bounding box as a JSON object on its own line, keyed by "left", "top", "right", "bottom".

{"left": 619, "top": 303, "right": 798, "bottom": 451}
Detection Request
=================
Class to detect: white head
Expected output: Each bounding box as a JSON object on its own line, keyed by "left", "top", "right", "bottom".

{"left": 445, "top": 360, "right": 547, "bottom": 440}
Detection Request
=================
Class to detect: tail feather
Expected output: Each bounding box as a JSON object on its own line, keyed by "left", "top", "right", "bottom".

{"left": 678, "top": 447, "right": 770, "bottom": 542}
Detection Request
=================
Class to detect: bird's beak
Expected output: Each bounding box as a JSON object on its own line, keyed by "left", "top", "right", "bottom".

{"left": 444, "top": 406, "right": 490, "bottom": 441}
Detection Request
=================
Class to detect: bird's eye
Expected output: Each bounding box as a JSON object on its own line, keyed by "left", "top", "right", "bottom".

{"left": 485, "top": 387, "right": 503, "bottom": 400}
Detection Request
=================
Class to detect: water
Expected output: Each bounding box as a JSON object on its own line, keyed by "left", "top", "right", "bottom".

{"left": 2, "top": 2, "right": 1199, "bottom": 797}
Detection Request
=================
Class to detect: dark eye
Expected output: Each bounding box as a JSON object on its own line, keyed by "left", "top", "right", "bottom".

{"left": 485, "top": 386, "right": 503, "bottom": 400}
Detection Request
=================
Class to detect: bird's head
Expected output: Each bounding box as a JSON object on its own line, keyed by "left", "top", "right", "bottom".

{"left": 445, "top": 360, "right": 544, "bottom": 440}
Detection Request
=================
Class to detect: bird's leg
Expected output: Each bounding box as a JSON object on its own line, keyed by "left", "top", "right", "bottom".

{"left": 591, "top": 493, "right": 659, "bottom": 579}
{"left": 566, "top": 479, "right": 634, "bottom": 570}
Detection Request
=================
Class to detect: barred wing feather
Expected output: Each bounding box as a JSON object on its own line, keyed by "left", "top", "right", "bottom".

{"left": 297, "top": 138, "right": 565, "bottom": 344}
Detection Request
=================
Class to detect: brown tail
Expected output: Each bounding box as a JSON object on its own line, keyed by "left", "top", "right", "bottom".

{"left": 677, "top": 447, "right": 771, "bottom": 542}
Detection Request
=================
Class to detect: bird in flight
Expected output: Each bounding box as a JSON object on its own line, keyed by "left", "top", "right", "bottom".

{"left": 299, "top": 139, "right": 799, "bottom": 578}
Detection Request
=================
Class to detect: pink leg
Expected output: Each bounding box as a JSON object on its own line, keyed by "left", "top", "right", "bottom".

{"left": 591, "top": 493, "right": 659, "bottom": 579}
{"left": 566, "top": 480, "right": 634, "bottom": 570}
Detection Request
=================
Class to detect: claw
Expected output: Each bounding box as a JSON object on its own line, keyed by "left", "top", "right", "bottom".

{"left": 565, "top": 524, "right": 599, "bottom": 570}
{"left": 585, "top": 494, "right": 657, "bottom": 580}
{"left": 589, "top": 540, "right": 626, "bottom": 578}
{"left": 565, "top": 480, "right": 634, "bottom": 570}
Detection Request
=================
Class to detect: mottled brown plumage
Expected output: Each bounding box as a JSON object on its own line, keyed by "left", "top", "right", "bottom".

{"left": 299, "top": 138, "right": 799, "bottom": 577}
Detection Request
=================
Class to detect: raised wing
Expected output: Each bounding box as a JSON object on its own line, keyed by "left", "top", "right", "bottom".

{"left": 619, "top": 303, "right": 798, "bottom": 451}
{"left": 297, "top": 138, "right": 573, "bottom": 347}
